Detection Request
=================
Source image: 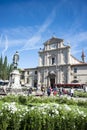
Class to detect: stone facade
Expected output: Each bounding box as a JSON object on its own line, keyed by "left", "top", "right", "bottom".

{"left": 21, "top": 37, "right": 87, "bottom": 88}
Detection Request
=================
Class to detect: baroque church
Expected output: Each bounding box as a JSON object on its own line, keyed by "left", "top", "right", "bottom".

{"left": 21, "top": 36, "right": 87, "bottom": 89}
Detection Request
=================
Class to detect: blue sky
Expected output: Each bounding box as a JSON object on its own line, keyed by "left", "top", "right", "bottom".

{"left": 0, "top": 0, "right": 87, "bottom": 68}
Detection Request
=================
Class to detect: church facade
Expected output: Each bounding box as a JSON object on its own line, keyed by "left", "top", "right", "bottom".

{"left": 21, "top": 37, "right": 87, "bottom": 88}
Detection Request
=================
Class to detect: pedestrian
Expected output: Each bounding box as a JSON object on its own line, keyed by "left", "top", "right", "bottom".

{"left": 47, "top": 87, "right": 51, "bottom": 96}
{"left": 53, "top": 85, "right": 58, "bottom": 96}
{"left": 70, "top": 87, "right": 74, "bottom": 97}
{"left": 28, "top": 88, "right": 32, "bottom": 96}
{"left": 59, "top": 87, "right": 62, "bottom": 96}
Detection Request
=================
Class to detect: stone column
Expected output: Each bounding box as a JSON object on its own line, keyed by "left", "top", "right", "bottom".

{"left": 67, "top": 46, "right": 70, "bottom": 64}
{"left": 38, "top": 71, "right": 41, "bottom": 86}
{"left": 67, "top": 66, "right": 71, "bottom": 83}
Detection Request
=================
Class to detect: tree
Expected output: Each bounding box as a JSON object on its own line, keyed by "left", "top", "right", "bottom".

{"left": 0, "top": 55, "right": 13, "bottom": 80}
{"left": 3, "top": 56, "right": 8, "bottom": 80}
{"left": 0, "top": 55, "right": 3, "bottom": 79}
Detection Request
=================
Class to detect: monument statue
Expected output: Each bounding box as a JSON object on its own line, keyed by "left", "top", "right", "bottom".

{"left": 13, "top": 51, "right": 19, "bottom": 69}
{"left": 9, "top": 51, "right": 22, "bottom": 94}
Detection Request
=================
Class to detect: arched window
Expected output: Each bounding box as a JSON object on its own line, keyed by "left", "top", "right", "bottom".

{"left": 49, "top": 54, "right": 56, "bottom": 65}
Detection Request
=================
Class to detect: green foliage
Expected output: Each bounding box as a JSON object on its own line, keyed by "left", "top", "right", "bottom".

{"left": 18, "top": 95, "right": 27, "bottom": 105}
{"left": 0, "top": 101, "right": 87, "bottom": 130}
{"left": 0, "top": 55, "right": 13, "bottom": 80}
{"left": 0, "top": 95, "right": 87, "bottom": 130}
{"left": 55, "top": 97, "right": 77, "bottom": 105}
{"left": 0, "top": 55, "right": 3, "bottom": 79}
{"left": 1, "top": 95, "right": 18, "bottom": 103}
{"left": 77, "top": 100, "right": 87, "bottom": 108}
{"left": 3, "top": 56, "right": 8, "bottom": 80}
{"left": 74, "top": 90, "right": 87, "bottom": 97}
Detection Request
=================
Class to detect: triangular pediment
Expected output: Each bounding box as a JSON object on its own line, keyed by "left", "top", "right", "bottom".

{"left": 44, "top": 36, "right": 64, "bottom": 45}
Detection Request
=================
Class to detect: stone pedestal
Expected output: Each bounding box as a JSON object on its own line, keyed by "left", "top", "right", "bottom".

{"left": 9, "top": 69, "right": 22, "bottom": 94}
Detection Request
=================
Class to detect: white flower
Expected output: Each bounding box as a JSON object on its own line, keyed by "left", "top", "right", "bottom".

{"left": 64, "top": 104, "right": 71, "bottom": 111}
{"left": 62, "top": 116, "right": 65, "bottom": 119}
{"left": 55, "top": 110, "right": 59, "bottom": 115}
{"left": 42, "top": 111, "right": 47, "bottom": 115}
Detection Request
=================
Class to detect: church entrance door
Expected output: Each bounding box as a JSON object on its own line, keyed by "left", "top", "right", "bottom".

{"left": 50, "top": 78, "right": 55, "bottom": 88}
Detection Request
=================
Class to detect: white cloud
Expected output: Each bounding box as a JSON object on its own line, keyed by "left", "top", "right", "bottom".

{"left": 38, "top": 9, "right": 56, "bottom": 34}
{"left": 63, "top": 31, "right": 87, "bottom": 60}
{"left": 19, "top": 9, "right": 56, "bottom": 52}
{"left": 0, "top": 8, "right": 56, "bottom": 55}
{"left": 2, "top": 35, "right": 8, "bottom": 57}
{"left": 19, "top": 35, "right": 42, "bottom": 52}
{"left": 0, "top": 34, "right": 3, "bottom": 46}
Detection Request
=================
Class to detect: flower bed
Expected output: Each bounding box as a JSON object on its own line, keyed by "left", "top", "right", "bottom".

{"left": 74, "top": 90, "right": 87, "bottom": 97}
{"left": 0, "top": 100, "right": 87, "bottom": 130}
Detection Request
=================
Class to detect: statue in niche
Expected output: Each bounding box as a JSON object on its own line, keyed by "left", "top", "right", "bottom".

{"left": 13, "top": 51, "right": 19, "bottom": 69}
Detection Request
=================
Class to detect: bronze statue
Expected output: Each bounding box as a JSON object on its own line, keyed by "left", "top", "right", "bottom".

{"left": 13, "top": 51, "right": 19, "bottom": 69}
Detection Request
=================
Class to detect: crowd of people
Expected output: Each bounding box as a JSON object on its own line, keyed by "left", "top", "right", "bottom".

{"left": 47, "top": 86, "right": 74, "bottom": 97}
{"left": 27, "top": 85, "right": 75, "bottom": 97}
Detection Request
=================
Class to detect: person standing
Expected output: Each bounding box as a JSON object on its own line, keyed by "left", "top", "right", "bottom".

{"left": 47, "top": 87, "right": 51, "bottom": 96}
{"left": 70, "top": 87, "right": 74, "bottom": 97}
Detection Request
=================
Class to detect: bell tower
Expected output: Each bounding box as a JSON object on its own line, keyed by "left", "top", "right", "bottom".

{"left": 81, "top": 49, "right": 85, "bottom": 62}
